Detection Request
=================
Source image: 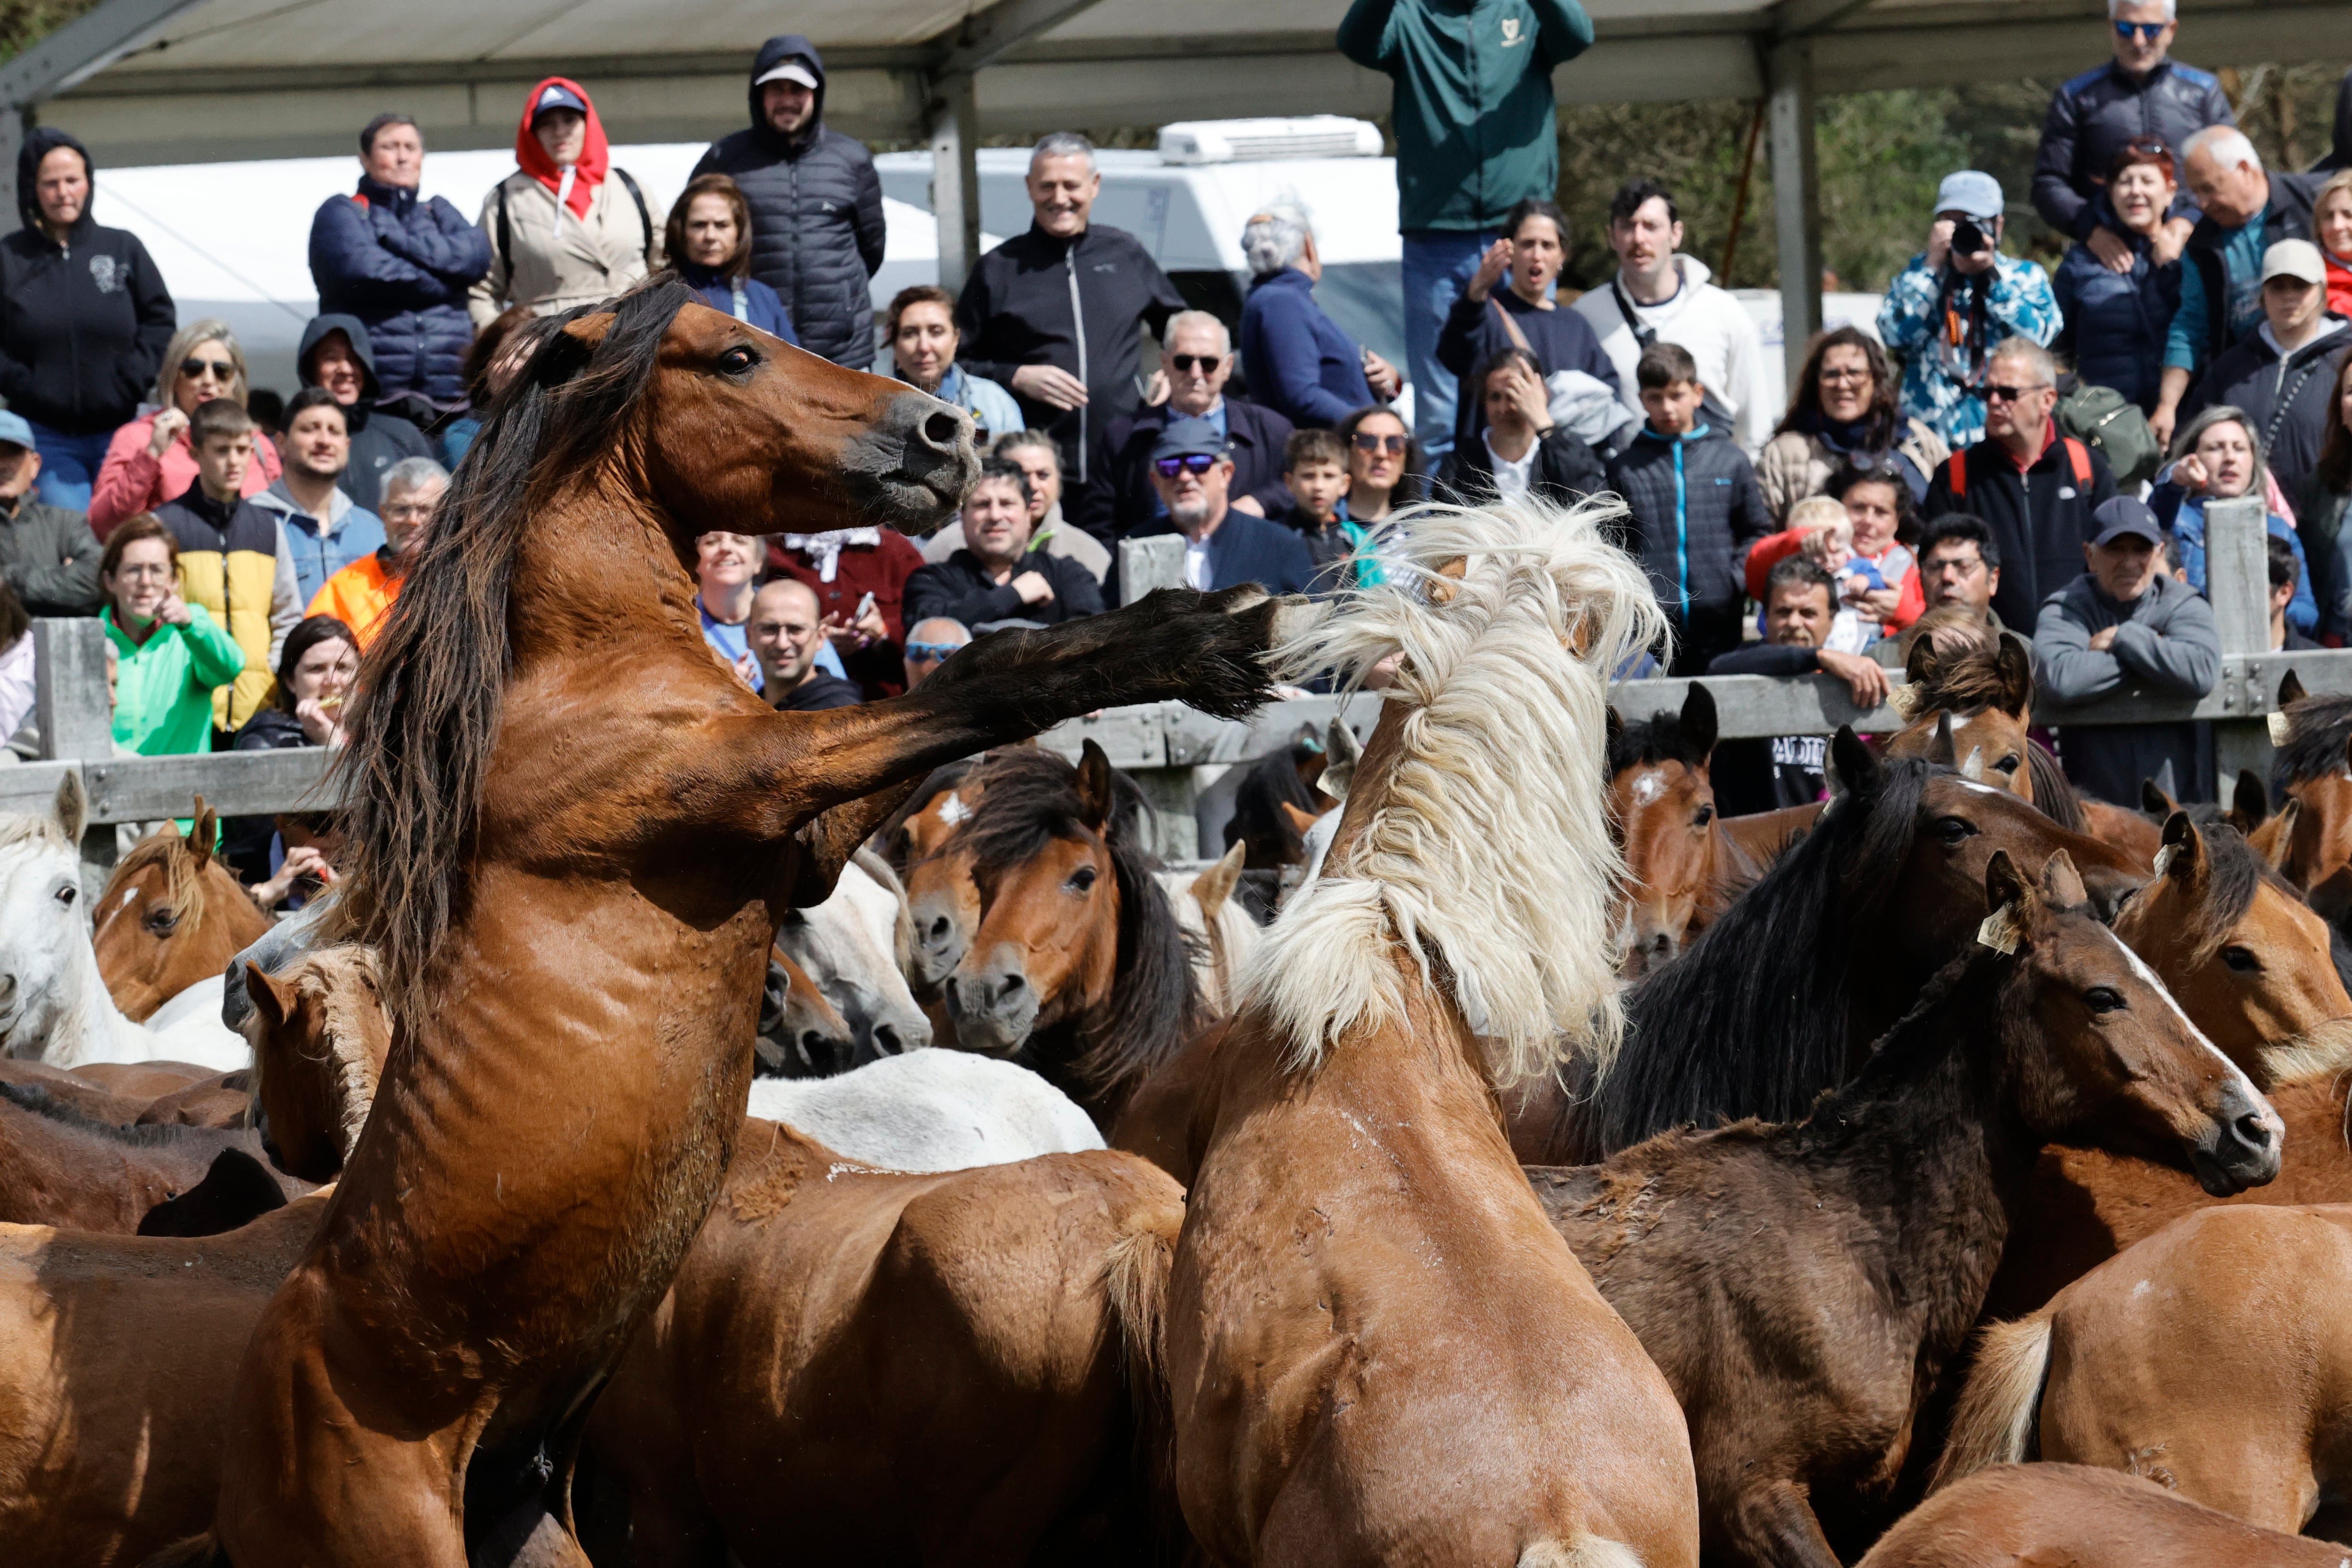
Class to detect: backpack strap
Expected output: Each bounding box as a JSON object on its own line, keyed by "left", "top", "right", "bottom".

{"left": 1949, "top": 447, "right": 1966, "bottom": 498}
{"left": 2064, "top": 437, "right": 2090, "bottom": 485}
{"left": 614, "top": 168, "right": 654, "bottom": 266}
{"left": 494, "top": 182, "right": 512, "bottom": 284}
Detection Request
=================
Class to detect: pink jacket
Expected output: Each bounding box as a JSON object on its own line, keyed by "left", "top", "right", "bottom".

{"left": 88, "top": 413, "right": 282, "bottom": 539}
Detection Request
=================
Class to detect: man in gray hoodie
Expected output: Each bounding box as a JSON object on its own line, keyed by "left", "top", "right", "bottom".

{"left": 2034, "top": 494, "right": 2219, "bottom": 805}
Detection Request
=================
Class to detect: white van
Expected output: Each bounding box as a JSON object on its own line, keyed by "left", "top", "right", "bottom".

{"left": 875, "top": 117, "right": 1406, "bottom": 370}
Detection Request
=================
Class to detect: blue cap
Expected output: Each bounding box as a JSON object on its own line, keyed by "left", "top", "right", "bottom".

{"left": 530, "top": 82, "right": 589, "bottom": 123}
{"left": 1152, "top": 416, "right": 1228, "bottom": 463}
{"left": 0, "top": 411, "right": 33, "bottom": 452}
{"left": 2090, "top": 495, "right": 2164, "bottom": 548}
{"left": 1935, "top": 170, "right": 2004, "bottom": 221}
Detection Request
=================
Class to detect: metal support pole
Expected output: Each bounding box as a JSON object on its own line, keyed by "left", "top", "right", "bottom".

{"left": 1767, "top": 38, "right": 1823, "bottom": 388}
{"left": 0, "top": 107, "right": 23, "bottom": 243}
{"left": 2205, "top": 494, "right": 2273, "bottom": 800}
{"left": 928, "top": 72, "right": 981, "bottom": 298}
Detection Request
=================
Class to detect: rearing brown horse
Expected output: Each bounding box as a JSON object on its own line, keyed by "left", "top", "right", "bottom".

{"left": 196, "top": 282, "right": 1297, "bottom": 1568}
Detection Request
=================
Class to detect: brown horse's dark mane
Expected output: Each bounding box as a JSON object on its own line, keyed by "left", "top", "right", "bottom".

{"left": 2277, "top": 693, "right": 2352, "bottom": 788}
{"left": 333, "top": 277, "right": 695, "bottom": 1016}
{"left": 1908, "top": 645, "right": 2018, "bottom": 718}
{"left": 954, "top": 748, "right": 1207, "bottom": 1103}
{"left": 2168, "top": 823, "right": 2280, "bottom": 968}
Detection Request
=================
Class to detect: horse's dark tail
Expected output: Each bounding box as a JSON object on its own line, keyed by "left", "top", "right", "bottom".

{"left": 1104, "top": 1199, "right": 1193, "bottom": 1565}
{"left": 141, "top": 1534, "right": 229, "bottom": 1568}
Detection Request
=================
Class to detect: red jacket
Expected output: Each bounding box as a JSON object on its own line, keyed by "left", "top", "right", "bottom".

{"left": 768, "top": 529, "right": 924, "bottom": 698}
{"left": 1744, "top": 527, "right": 1924, "bottom": 632}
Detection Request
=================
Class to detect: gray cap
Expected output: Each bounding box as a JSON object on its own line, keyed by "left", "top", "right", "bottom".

{"left": 2090, "top": 495, "right": 2165, "bottom": 548}
{"left": 1152, "top": 415, "right": 1228, "bottom": 463}
{"left": 1935, "top": 170, "right": 2004, "bottom": 222}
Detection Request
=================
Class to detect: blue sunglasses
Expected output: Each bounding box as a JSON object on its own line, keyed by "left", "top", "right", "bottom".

{"left": 906, "top": 641, "right": 963, "bottom": 662}
{"left": 2113, "top": 19, "right": 2167, "bottom": 40}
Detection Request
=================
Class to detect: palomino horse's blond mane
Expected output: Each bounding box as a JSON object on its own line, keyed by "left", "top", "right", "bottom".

{"left": 1245, "top": 497, "right": 1665, "bottom": 1086}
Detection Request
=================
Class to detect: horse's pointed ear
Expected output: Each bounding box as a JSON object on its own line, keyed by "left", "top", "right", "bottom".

{"left": 2040, "top": 849, "right": 2089, "bottom": 911}
{"left": 1605, "top": 706, "right": 1625, "bottom": 749}
{"left": 1926, "top": 711, "right": 1958, "bottom": 766}
{"left": 245, "top": 961, "right": 295, "bottom": 1034}
{"left": 1321, "top": 718, "right": 1359, "bottom": 803}
{"left": 1994, "top": 637, "right": 2034, "bottom": 719}
{"left": 52, "top": 771, "right": 85, "bottom": 844}
{"left": 188, "top": 796, "right": 217, "bottom": 861}
{"left": 1904, "top": 634, "right": 1941, "bottom": 691}
{"left": 2262, "top": 798, "right": 2302, "bottom": 871}
{"left": 1192, "top": 841, "right": 1246, "bottom": 922}
{"left": 2140, "top": 778, "right": 2180, "bottom": 816}
{"left": 1278, "top": 801, "right": 1320, "bottom": 836}
{"left": 1981, "top": 850, "right": 2037, "bottom": 945}
{"left": 2281, "top": 669, "right": 2307, "bottom": 709}
{"left": 2231, "top": 770, "right": 2270, "bottom": 831}
{"left": 1831, "top": 727, "right": 1878, "bottom": 795}
{"left": 1680, "top": 683, "right": 1717, "bottom": 763}
{"left": 2155, "top": 810, "right": 2209, "bottom": 894}
{"left": 1074, "top": 740, "right": 1115, "bottom": 831}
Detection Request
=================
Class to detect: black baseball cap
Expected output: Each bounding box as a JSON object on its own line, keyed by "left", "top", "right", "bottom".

{"left": 2089, "top": 496, "right": 2164, "bottom": 549}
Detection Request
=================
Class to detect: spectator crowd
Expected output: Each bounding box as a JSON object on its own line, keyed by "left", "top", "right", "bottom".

{"left": 0, "top": 0, "right": 2347, "bottom": 878}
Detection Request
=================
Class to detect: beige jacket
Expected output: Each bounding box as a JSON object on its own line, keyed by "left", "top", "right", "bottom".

{"left": 1755, "top": 418, "right": 1950, "bottom": 526}
{"left": 469, "top": 169, "right": 661, "bottom": 327}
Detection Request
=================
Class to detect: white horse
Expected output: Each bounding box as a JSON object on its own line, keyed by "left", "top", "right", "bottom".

{"left": 1156, "top": 842, "right": 1265, "bottom": 1014}
{"left": 745, "top": 1048, "right": 1104, "bottom": 1172}
{"left": 0, "top": 778, "right": 246, "bottom": 1072}
{"left": 777, "top": 851, "right": 932, "bottom": 1064}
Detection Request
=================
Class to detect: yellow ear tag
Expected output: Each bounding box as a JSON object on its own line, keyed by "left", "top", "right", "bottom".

{"left": 1976, "top": 907, "right": 2022, "bottom": 955}
{"left": 2151, "top": 843, "right": 2177, "bottom": 878}
{"left": 2270, "top": 711, "right": 2293, "bottom": 746}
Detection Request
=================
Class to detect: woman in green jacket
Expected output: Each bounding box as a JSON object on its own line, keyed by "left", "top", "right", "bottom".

{"left": 102, "top": 511, "right": 249, "bottom": 756}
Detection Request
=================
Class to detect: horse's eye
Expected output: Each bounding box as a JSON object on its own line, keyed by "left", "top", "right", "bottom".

{"left": 1994, "top": 754, "right": 2021, "bottom": 775}
{"left": 53, "top": 884, "right": 74, "bottom": 907}
{"left": 715, "top": 345, "right": 759, "bottom": 376}
{"left": 1067, "top": 865, "right": 1099, "bottom": 893}
{"left": 2083, "top": 987, "right": 2126, "bottom": 1013}
{"left": 1692, "top": 804, "right": 1715, "bottom": 828}
{"left": 2222, "top": 945, "right": 2261, "bottom": 973}
{"left": 143, "top": 908, "right": 177, "bottom": 934}
{"left": 1933, "top": 816, "right": 1978, "bottom": 844}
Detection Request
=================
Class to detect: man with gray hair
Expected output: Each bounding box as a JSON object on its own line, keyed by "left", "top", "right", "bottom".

{"left": 955, "top": 132, "right": 1185, "bottom": 489}
{"left": 1237, "top": 203, "right": 1400, "bottom": 430}
{"left": 2155, "top": 123, "right": 2326, "bottom": 447}
{"left": 1074, "top": 307, "right": 1296, "bottom": 543}
{"left": 305, "top": 454, "right": 449, "bottom": 643}
{"left": 2032, "top": 0, "right": 2232, "bottom": 271}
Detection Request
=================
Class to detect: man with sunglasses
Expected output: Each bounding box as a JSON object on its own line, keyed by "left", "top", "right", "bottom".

{"left": 901, "top": 618, "right": 969, "bottom": 689}
{"left": 1074, "top": 310, "right": 1294, "bottom": 546}
{"left": 1120, "top": 418, "right": 1313, "bottom": 601}
{"left": 1923, "top": 339, "right": 2118, "bottom": 637}
{"left": 2033, "top": 0, "right": 2232, "bottom": 269}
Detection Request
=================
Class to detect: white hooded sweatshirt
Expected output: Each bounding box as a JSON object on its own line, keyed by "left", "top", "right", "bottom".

{"left": 1571, "top": 253, "right": 1772, "bottom": 456}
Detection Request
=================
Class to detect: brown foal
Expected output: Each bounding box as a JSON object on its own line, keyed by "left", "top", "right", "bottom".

{"left": 92, "top": 803, "right": 270, "bottom": 1023}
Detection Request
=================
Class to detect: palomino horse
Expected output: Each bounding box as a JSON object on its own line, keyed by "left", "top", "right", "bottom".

{"left": 1941, "top": 1205, "right": 2352, "bottom": 1539}
{"left": 1607, "top": 683, "right": 1761, "bottom": 975}
{"left": 585, "top": 1119, "right": 1187, "bottom": 1565}
{"left": 1858, "top": 1466, "right": 2349, "bottom": 1568}
{"left": 0, "top": 780, "right": 246, "bottom": 1072}
{"left": 194, "top": 281, "right": 1301, "bottom": 1568}
{"left": 942, "top": 742, "right": 1208, "bottom": 1130}
{"left": 1529, "top": 849, "right": 2281, "bottom": 1568}
{"left": 93, "top": 801, "right": 270, "bottom": 1023}
{"left": 1169, "top": 500, "right": 1700, "bottom": 1568}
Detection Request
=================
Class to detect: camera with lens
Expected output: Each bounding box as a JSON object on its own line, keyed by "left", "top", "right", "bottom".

{"left": 1950, "top": 216, "right": 1993, "bottom": 260}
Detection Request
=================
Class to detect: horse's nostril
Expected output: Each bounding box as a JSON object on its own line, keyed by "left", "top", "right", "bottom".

{"left": 2235, "top": 1111, "right": 2277, "bottom": 1148}
{"left": 926, "top": 916, "right": 950, "bottom": 942}
{"left": 997, "top": 973, "right": 1024, "bottom": 997}
{"left": 874, "top": 1025, "right": 905, "bottom": 1055}
{"left": 920, "top": 410, "right": 961, "bottom": 451}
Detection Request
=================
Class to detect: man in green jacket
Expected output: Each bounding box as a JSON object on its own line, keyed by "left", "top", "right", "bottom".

{"left": 1338, "top": 0, "right": 1593, "bottom": 460}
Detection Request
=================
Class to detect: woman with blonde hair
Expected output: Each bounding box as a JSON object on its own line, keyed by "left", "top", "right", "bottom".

{"left": 87, "top": 317, "right": 280, "bottom": 538}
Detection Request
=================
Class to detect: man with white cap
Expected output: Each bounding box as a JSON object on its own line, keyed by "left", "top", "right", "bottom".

{"left": 2179, "top": 238, "right": 2352, "bottom": 503}
{"left": 1878, "top": 170, "right": 2063, "bottom": 451}
{"left": 691, "top": 35, "right": 885, "bottom": 369}
{"left": 2034, "top": 493, "right": 2219, "bottom": 806}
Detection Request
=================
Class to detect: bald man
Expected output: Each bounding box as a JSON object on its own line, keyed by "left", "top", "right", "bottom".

{"left": 749, "top": 578, "right": 862, "bottom": 711}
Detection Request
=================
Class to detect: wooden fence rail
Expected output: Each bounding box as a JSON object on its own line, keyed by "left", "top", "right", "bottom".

{"left": 19, "top": 495, "right": 2331, "bottom": 870}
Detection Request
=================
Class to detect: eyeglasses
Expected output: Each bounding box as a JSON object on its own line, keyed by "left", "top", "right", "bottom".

{"left": 1169, "top": 354, "right": 1223, "bottom": 374}
{"left": 1352, "top": 433, "right": 1408, "bottom": 454}
{"left": 906, "top": 642, "right": 963, "bottom": 662}
{"left": 1818, "top": 367, "right": 1872, "bottom": 385}
{"left": 111, "top": 562, "right": 172, "bottom": 582}
{"left": 181, "top": 357, "right": 234, "bottom": 380}
{"left": 2113, "top": 19, "right": 2167, "bottom": 41}
{"left": 1153, "top": 454, "right": 1219, "bottom": 478}
{"left": 1982, "top": 383, "right": 2051, "bottom": 403}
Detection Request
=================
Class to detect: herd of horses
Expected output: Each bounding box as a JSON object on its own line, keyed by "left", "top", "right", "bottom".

{"left": 6, "top": 282, "right": 2352, "bottom": 1566}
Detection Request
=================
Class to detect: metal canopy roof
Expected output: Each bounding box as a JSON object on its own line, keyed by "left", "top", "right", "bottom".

{"left": 16, "top": 0, "right": 2352, "bottom": 170}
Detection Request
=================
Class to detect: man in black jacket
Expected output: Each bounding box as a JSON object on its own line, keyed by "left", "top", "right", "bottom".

{"left": 0, "top": 127, "right": 175, "bottom": 510}
{"left": 1707, "top": 557, "right": 1892, "bottom": 814}
{"left": 691, "top": 36, "right": 886, "bottom": 369}
{"left": 905, "top": 459, "right": 1104, "bottom": 629}
{"left": 956, "top": 134, "right": 1186, "bottom": 490}
{"left": 1075, "top": 311, "right": 1294, "bottom": 544}
{"left": 296, "top": 314, "right": 434, "bottom": 515}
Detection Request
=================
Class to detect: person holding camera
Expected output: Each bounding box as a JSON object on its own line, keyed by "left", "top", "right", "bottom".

{"left": 1878, "top": 171, "right": 2062, "bottom": 451}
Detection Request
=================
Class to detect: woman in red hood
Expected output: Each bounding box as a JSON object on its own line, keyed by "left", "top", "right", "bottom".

{"left": 468, "top": 77, "right": 661, "bottom": 328}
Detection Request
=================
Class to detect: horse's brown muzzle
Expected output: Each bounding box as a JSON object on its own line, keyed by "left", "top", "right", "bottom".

{"left": 850, "top": 390, "right": 979, "bottom": 535}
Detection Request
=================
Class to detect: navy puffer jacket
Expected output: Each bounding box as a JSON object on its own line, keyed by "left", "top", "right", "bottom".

{"left": 2051, "top": 200, "right": 2180, "bottom": 413}
{"left": 308, "top": 175, "right": 491, "bottom": 404}
{"left": 690, "top": 36, "right": 887, "bottom": 369}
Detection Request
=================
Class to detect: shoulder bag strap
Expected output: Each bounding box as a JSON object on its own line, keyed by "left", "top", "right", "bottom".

{"left": 1487, "top": 294, "right": 1535, "bottom": 356}
{"left": 614, "top": 168, "right": 654, "bottom": 266}
{"left": 1610, "top": 278, "right": 1658, "bottom": 347}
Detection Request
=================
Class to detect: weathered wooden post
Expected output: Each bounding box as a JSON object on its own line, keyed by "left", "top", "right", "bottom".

{"left": 2203, "top": 493, "right": 2273, "bottom": 803}
{"left": 1118, "top": 535, "right": 1187, "bottom": 606}
{"left": 32, "top": 616, "right": 114, "bottom": 893}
